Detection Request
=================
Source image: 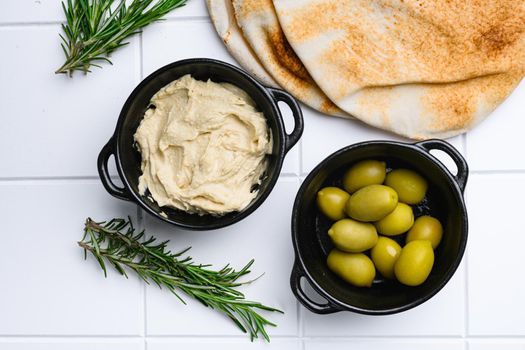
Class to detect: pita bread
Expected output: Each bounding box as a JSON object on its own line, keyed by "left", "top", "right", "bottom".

{"left": 206, "top": 0, "right": 278, "bottom": 87}
{"left": 230, "top": 0, "right": 348, "bottom": 117}
{"left": 273, "top": 0, "right": 525, "bottom": 139}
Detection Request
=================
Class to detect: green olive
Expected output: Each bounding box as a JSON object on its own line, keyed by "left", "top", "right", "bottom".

{"left": 343, "top": 160, "right": 386, "bottom": 194}
{"left": 317, "top": 187, "right": 351, "bottom": 221}
{"left": 327, "top": 250, "right": 376, "bottom": 287}
{"left": 384, "top": 169, "right": 428, "bottom": 205}
{"left": 406, "top": 216, "right": 443, "bottom": 249}
{"left": 394, "top": 240, "right": 434, "bottom": 286}
{"left": 328, "top": 218, "right": 378, "bottom": 253}
{"left": 374, "top": 203, "right": 414, "bottom": 236}
{"left": 345, "top": 184, "right": 398, "bottom": 222}
{"left": 371, "top": 236, "right": 402, "bottom": 279}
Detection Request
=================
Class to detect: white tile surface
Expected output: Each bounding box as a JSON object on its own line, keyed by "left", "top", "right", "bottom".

{"left": 147, "top": 338, "right": 301, "bottom": 350}
{"left": 1, "top": 0, "right": 206, "bottom": 23}
{"left": 142, "top": 20, "right": 233, "bottom": 76}
{"left": 0, "top": 181, "right": 142, "bottom": 335}
{"left": 165, "top": 0, "right": 208, "bottom": 18}
{"left": 0, "top": 26, "right": 138, "bottom": 178}
{"left": 2, "top": 0, "right": 525, "bottom": 346}
{"left": 302, "top": 262, "right": 465, "bottom": 336}
{"left": 142, "top": 20, "right": 300, "bottom": 174}
{"left": 0, "top": 339, "right": 143, "bottom": 350}
{"left": 466, "top": 79, "right": 525, "bottom": 171}
{"left": 144, "top": 179, "right": 299, "bottom": 336}
{"left": 467, "top": 174, "right": 525, "bottom": 336}
{"left": 469, "top": 340, "right": 525, "bottom": 350}
{"left": 300, "top": 108, "right": 463, "bottom": 175}
{"left": 306, "top": 340, "right": 465, "bottom": 350}
{"left": 2, "top": 1, "right": 64, "bottom": 23}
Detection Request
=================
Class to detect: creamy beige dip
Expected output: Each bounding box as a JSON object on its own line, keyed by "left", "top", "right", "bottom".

{"left": 134, "top": 74, "right": 272, "bottom": 215}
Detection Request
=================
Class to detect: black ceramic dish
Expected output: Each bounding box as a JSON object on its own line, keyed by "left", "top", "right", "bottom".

{"left": 291, "top": 139, "right": 468, "bottom": 315}
{"left": 98, "top": 58, "right": 304, "bottom": 230}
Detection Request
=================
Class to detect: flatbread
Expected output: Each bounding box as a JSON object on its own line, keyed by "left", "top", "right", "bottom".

{"left": 206, "top": 0, "right": 278, "bottom": 87}
{"left": 230, "top": 0, "right": 348, "bottom": 117}
{"left": 273, "top": 0, "right": 525, "bottom": 139}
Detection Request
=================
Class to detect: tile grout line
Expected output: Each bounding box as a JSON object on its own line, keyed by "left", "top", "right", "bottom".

{"left": 0, "top": 21, "right": 63, "bottom": 27}
{"left": 0, "top": 176, "right": 103, "bottom": 181}
{"left": 461, "top": 132, "right": 469, "bottom": 348}
{"left": 464, "top": 262, "right": 470, "bottom": 339}
{"left": 296, "top": 135, "right": 303, "bottom": 345}
{"left": 469, "top": 169, "right": 525, "bottom": 174}
{"left": 0, "top": 16, "right": 210, "bottom": 28}
{"left": 298, "top": 138, "right": 304, "bottom": 177}
{"left": 138, "top": 29, "right": 147, "bottom": 350}
{"left": 145, "top": 334, "right": 469, "bottom": 339}
{"left": 300, "top": 302, "right": 306, "bottom": 350}
{"left": 462, "top": 131, "right": 469, "bottom": 349}
{"left": 0, "top": 173, "right": 300, "bottom": 183}
{"left": 298, "top": 300, "right": 303, "bottom": 338}
{"left": 4, "top": 168, "right": 525, "bottom": 184}
{"left": 138, "top": 205, "right": 147, "bottom": 347}
{"left": 462, "top": 133, "right": 468, "bottom": 161}
{"left": 4, "top": 335, "right": 525, "bottom": 340}
{"left": 139, "top": 31, "right": 144, "bottom": 83}
{"left": 461, "top": 130, "right": 466, "bottom": 340}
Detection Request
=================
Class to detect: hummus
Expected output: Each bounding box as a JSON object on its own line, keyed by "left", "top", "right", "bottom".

{"left": 134, "top": 74, "right": 272, "bottom": 215}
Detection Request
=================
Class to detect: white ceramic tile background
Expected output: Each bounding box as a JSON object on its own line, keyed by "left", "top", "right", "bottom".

{"left": 147, "top": 338, "right": 301, "bottom": 350}
{"left": 144, "top": 179, "right": 299, "bottom": 337}
{"left": 0, "top": 339, "right": 144, "bottom": 350}
{"left": 306, "top": 339, "right": 465, "bottom": 350}
{"left": 1, "top": 1, "right": 525, "bottom": 349}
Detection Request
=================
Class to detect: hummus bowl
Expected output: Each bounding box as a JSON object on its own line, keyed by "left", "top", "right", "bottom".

{"left": 290, "top": 140, "right": 468, "bottom": 314}
{"left": 98, "top": 58, "right": 304, "bottom": 230}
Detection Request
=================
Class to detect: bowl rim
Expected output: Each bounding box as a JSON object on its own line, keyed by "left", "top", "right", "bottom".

{"left": 291, "top": 139, "right": 469, "bottom": 315}
{"left": 112, "top": 58, "right": 291, "bottom": 230}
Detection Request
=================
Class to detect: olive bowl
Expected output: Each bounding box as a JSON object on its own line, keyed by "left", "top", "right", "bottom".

{"left": 291, "top": 139, "right": 468, "bottom": 315}
{"left": 97, "top": 58, "right": 303, "bottom": 230}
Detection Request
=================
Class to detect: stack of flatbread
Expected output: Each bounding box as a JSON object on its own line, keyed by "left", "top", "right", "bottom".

{"left": 207, "top": 0, "right": 525, "bottom": 139}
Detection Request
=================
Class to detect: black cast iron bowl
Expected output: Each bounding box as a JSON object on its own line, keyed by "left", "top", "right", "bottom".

{"left": 291, "top": 139, "right": 468, "bottom": 315}
{"left": 97, "top": 58, "right": 304, "bottom": 230}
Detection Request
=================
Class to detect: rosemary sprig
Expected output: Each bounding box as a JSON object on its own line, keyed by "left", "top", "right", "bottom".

{"left": 56, "top": 0, "right": 187, "bottom": 76}
{"left": 79, "top": 217, "right": 282, "bottom": 341}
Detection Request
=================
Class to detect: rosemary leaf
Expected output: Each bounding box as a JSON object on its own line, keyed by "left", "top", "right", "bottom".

{"left": 56, "top": 0, "right": 188, "bottom": 76}
{"left": 79, "top": 217, "right": 282, "bottom": 341}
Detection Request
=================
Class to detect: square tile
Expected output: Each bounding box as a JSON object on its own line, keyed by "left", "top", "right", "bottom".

{"left": 1, "top": 1, "right": 63, "bottom": 23}
{"left": 0, "top": 339, "right": 143, "bottom": 350}
{"left": 0, "top": 181, "right": 143, "bottom": 335}
{"left": 1, "top": 0, "right": 207, "bottom": 23}
{"left": 165, "top": 0, "right": 208, "bottom": 18}
{"left": 147, "top": 338, "right": 301, "bottom": 350}
{"left": 469, "top": 340, "right": 525, "bottom": 350}
{"left": 142, "top": 20, "right": 299, "bottom": 174}
{"left": 305, "top": 339, "right": 465, "bottom": 350}
{"left": 144, "top": 179, "right": 299, "bottom": 336}
{"left": 300, "top": 108, "right": 463, "bottom": 175}
{"left": 303, "top": 262, "right": 466, "bottom": 336}
{"left": 0, "top": 27, "right": 138, "bottom": 178}
{"left": 466, "top": 79, "right": 525, "bottom": 171}
{"left": 467, "top": 174, "right": 525, "bottom": 335}
{"left": 142, "top": 20, "right": 233, "bottom": 76}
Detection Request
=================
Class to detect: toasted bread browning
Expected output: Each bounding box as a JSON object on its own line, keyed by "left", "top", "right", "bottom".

{"left": 274, "top": 0, "right": 525, "bottom": 138}
{"left": 231, "top": 0, "right": 349, "bottom": 116}
{"left": 206, "top": 0, "right": 278, "bottom": 87}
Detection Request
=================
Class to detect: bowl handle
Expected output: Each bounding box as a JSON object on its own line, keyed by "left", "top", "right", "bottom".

{"left": 290, "top": 261, "right": 341, "bottom": 314}
{"left": 97, "top": 137, "right": 131, "bottom": 201}
{"left": 416, "top": 139, "right": 469, "bottom": 193}
{"left": 266, "top": 87, "right": 304, "bottom": 154}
